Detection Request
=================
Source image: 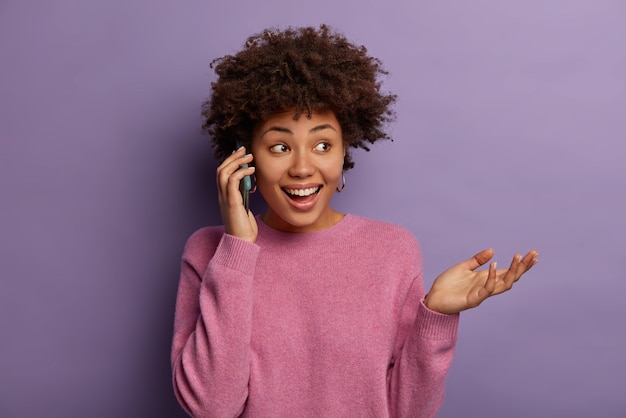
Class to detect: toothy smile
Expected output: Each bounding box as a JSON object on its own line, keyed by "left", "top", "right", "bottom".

{"left": 283, "top": 186, "right": 321, "bottom": 197}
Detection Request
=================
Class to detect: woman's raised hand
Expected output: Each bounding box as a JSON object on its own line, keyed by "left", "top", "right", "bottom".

{"left": 424, "top": 248, "right": 539, "bottom": 315}
{"left": 216, "top": 146, "right": 258, "bottom": 243}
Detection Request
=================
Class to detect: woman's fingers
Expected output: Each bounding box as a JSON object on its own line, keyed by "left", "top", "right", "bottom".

{"left": 470, "top": 261, "right": 496, "bottom": 307}
{"left": 511, "top": 250, "right": 539, "bottom": 279}
{"left": 463, "top": 248, "right": 495, "bottom": 271}
{"left": 493, "top": 250, "right": 539, "bottom": 292}
{"left": 485, "top": 261, "right": 497, "bottom": 294}
{"left": 216, "top": 148, "right": 254, "bottom": 206}
{"left": 226, "top": 164, "right": 255, "bottom": 207}
{"left": 215, "top": 147, "right": 259, "bottom": 242}
{"left": 217, "top": 148, "right": 251, "bottom": 183}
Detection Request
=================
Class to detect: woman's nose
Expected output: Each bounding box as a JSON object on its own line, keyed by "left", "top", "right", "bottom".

{"left": 288, "top": 151, "right": 315, "bottom": 178}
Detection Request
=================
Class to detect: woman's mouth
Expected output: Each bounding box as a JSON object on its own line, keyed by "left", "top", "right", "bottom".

{"left": 282, "top": 186, "right": 321, "bottom": 206}
{"left": 284, "top": 186, "right": 320, "bottom": 197}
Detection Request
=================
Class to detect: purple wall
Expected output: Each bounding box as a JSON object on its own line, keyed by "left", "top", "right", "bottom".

{"left": 1, "top": 0, "right": 624, "bottom": 417}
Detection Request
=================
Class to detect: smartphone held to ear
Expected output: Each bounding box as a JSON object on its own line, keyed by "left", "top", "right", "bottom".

{"left": 236, "top": 142, "right": 252, "bottom": 212}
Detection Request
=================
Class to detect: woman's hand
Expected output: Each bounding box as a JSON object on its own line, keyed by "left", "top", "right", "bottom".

{"left": 216, "top": 146, "right": 258, "bottom": 243}
{"left": 424, "top": 248, "right": 539, "bottom": 315}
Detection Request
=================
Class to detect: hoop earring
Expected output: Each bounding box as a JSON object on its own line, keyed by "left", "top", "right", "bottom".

{"left": 336, "top": 171, "right": 346, "bottom": 192}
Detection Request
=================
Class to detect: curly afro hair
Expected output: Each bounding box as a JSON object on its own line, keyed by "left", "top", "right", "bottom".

{"left": 202, "top": 24, "right": 397, "bottom": 170}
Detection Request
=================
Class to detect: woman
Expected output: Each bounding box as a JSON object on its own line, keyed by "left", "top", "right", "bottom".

{"left": 171, "top": 25, "right": 538, "bottom": 417}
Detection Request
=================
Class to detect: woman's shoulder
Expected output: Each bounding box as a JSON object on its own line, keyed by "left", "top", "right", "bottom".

{"left": 348, "top": 214, "right": 415, "bottom": 236}
{"left": 347, "top": 214, "right": 420, "bottom": 249}
{"left": 181, "top": 225, "right": 225, "bottom": 260}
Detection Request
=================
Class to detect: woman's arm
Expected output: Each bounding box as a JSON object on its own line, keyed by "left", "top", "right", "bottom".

{"left": 171, "top": 232, "right": 259, "bottom": 417}
{"left": 387, "top": 272, "right": 459, "bottom": 418}
{"left": 388, "top": 247, "right": 538, "bottom": 416}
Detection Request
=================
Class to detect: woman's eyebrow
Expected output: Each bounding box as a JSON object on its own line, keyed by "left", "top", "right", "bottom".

{"left": 310, "top": 124, "right": 337, "bottom": 133}
{"left": 260, "top": 126, "right": 292, "bottom": 137}
{"left": 260, "top": 124, "right": 337, "bottom": 137}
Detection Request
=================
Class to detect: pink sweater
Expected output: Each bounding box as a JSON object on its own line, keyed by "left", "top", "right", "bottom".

{"left": 171, "top": 214, "right": 459, "bottom": 417}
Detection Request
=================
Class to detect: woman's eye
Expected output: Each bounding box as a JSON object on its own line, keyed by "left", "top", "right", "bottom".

{"left": 314, "top": 142, "right": 330, "bottom": 152}
{"left": 270, "top": 144, "right": 288, "bottom": 153}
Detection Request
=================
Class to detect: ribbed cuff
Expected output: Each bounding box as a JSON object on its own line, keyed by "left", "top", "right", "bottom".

{"left": 211, "top": 233, "right": 260, "bottom": 273}
{"left": 414, "top": 300, "right": 459, "bottom": 340}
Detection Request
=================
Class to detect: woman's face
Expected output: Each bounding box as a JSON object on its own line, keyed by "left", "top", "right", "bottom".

{"left": 251, "top": 109, "right": 346, "bottom": 233}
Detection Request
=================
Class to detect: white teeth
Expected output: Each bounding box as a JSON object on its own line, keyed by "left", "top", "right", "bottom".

{"left": 285, "top": 187, "right": 319, "bottom": 197}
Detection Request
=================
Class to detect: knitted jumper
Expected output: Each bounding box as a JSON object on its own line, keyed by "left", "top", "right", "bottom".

{"left": 171, "top": 214, "right": 459, "bottom": 417}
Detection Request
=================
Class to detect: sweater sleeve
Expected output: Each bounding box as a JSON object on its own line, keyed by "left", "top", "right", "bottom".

{"left": 171, "top": 231, "right": 260, "bottom": 418}
{"left": 388, "top": 261, "right": 460, "bottom": 417}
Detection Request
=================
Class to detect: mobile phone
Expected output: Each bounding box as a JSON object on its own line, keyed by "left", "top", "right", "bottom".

{"left": 236, "top": 141, "right": 252, "bottom": 212}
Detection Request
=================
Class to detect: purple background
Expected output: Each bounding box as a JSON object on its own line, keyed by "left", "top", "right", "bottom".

{"left": 1, "top": 0, "right": 624, "bottom": 417}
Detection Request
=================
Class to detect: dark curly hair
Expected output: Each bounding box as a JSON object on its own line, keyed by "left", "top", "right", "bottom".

{"left": 202, "top": 24, "right": 397, "bottom": 170}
